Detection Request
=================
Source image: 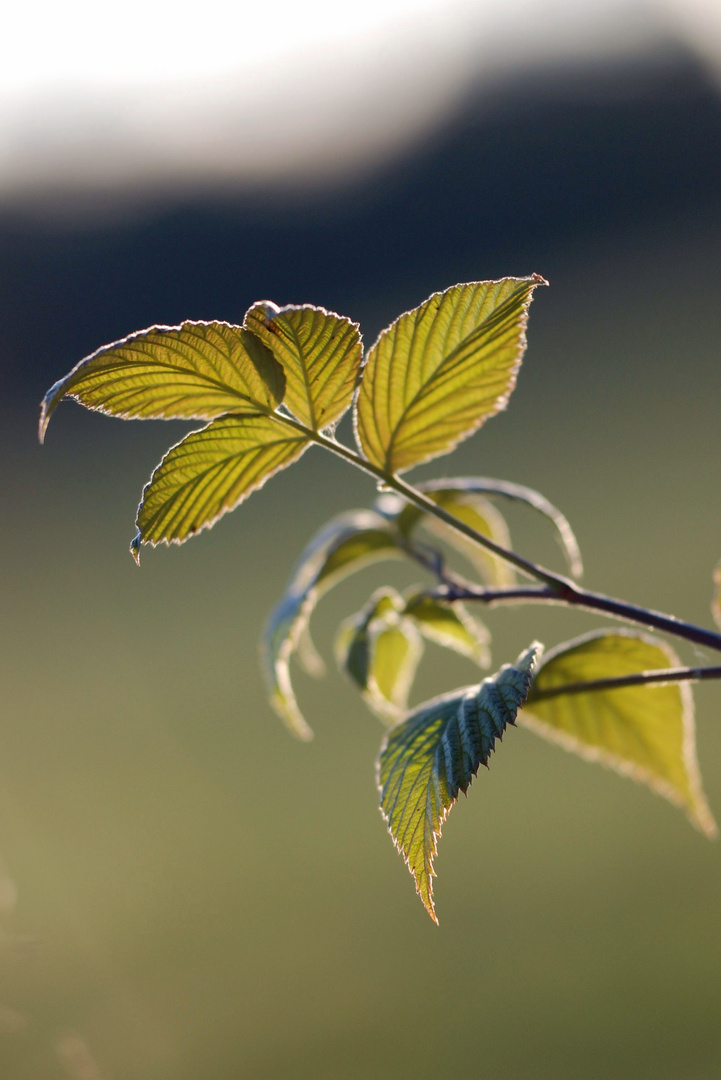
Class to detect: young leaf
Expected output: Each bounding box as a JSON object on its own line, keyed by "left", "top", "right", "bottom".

{"left": 354, "top": 276, "right": 546, "bottom": 474}
{"left": 376, "top": 475, "right": 582, "bottom": 581}
{"left": 244, "top": 302, "right": 362, "bottom": 431}
{"left": 378, "top": 644, "right": 542, "bottom": 922}
{"left": 336, "top": 588, "right": 423, "bottom": 721}
{"left": 402, "top": 590, "right": 490, "bottom": 666}
{"left": 39, "top": 321, "right": 285, "bottom": 441}
{"left": 712, "top": 559, "right": 721, "bottom": 631}
{"left": 522, "top": 630, "right": 717, "bottom": 837}
{"left": 134, "top": 414, "right": 310, "bottom": 551}
{"left": 262, "top": 511, "right": 406, "bottom": 738}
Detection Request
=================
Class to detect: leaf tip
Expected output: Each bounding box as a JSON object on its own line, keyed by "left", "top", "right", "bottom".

{"left": 130, "top": 532, "right": 142, "bottom": 565}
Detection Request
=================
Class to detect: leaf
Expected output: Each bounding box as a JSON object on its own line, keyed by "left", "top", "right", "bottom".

{"left": 522, "top": 630, "right": 717, "bottom": 837}
{"left": 39, "top": 321, "right": 285, "bottom": 441}
{"left": 262, "top": 511, "right": 406, "bottom": 738}
{"left": 712, "top": 560, "right": 721, "bottom": 631}
{"left": 376, "top": 475, "right": 582, "bottom": 582}
{"left": 244, "top": 302, "right": 362, "bottom": 430}
{"left": 133, "top": 414, "right": 310, "bottom": 552}
{"left": 378, "top": 644, "right": 542, "bottom": 922}
{"left": 336, "top": 588, "right": 423, "bottom": 721}
{"left": 354, "top": 276, "right": 546, "bottom": 474}
{"left": 402, "top": 590, "right": 490, "bottom": 666}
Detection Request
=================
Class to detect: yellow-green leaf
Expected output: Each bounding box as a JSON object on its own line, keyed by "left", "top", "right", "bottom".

{"left": 244, "top": 301, "right": 362, "bottom": 430}
{"left": 376, "top": 475, "right": 582, "bottom": 582}
{"left": 403, "top": 590, "right": 490, "bottom": 666}
{"left": 262, "top": 512, "right": 406, "bottom": 739}
{"left": 378, "top": 644, "right": 542, "bottom": 922}
{"left": 39, "top": 321, "right": 285, "bottom": 441}
{"left": 355, "top": 277, "right": 546, "bottom": 474}
{"left": 522, "top": 631, "right": 717, "bottom": 837}
{"left": 134, "top": 414, "right": 310, "bottom": 551}
{"left": 336, "top": 588, "right": 423, "bottom": 721}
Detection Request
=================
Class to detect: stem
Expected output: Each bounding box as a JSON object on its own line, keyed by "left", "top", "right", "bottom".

{"left": 438, "top": 580, "right": 721, "bottom": 654}
{"left": 274, "top": 415, "right": 721, "bottom": 656}
{"left": 529, "top": 665, "right": 721, "bottom": 701}
{"left": 281, "top": 420, "right": 565, "bottom": 589}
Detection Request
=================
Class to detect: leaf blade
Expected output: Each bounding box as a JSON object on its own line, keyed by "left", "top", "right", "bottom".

{"left": 355, "top": 277, "right": 546, "bottom": 474}
{"left": 244, "top": 302, "right": 362, "bottom": 430}
{"left": 378, "top": 644, "right": 542, "bottom": 921}
{"left": 135, "top": 414, "right": 310, "bottom": 550}
{"left": 262, "top": 511, "right": 406, "bottom": 738}
{"left": 39, "top": 321, "right": 286, "bottom": 440}
{"left": 522, "top": 630, "right": 716, "bottom": 837}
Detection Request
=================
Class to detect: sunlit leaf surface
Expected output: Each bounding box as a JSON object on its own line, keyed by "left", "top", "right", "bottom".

{"left": 355, "top": 277, "right": 545, "bottom": 474}
{"left": 403, "top": 590, "right": 490, "bottom": 666}
{"left": 134, "top": 414, "right": 310, "bottom": 550}
{"left": 378, "top": 644, "right": 541, "bottom": 922}
{"left": 522, "top": 631, "right": 717, "bottom": 837}
{"left": 262, "top": 512, "right": 405, "bottom": 738}
{"left": 336, "top": 588, "right": 423, "bottom": 721}
{"left": 244, "top": 301, "right": 362, "bottom": 430}
{"left": 377, "top": 475, "right": 582, "bottom": 582}
{"left": 39, "top": 321, "right": 285, "bottom": 440}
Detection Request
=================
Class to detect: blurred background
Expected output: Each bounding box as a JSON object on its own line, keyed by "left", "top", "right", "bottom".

{"left": 1, "top": 0, "right": 721, "bottom": 1076}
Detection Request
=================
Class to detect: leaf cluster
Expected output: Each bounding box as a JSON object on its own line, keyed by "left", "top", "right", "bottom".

{"left": 41, "top": 276, "right": 720, "bottom": 922}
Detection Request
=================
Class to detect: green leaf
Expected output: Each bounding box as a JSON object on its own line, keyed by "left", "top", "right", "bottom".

{"left": 522, "top": 631, "right": 717, "bottom": 837}
{"left": 712, "top": 560, "right": 721, "bottom": 631}
{"left": 133, "top": 414, "right": 310, "bottom": 552}
{"left": 244, "top": 302, "right": 362, "bottom": 431}
{"left": 402, "top": 590, "right": 490, "bottom": 666}
{"left": 39, "top": 321, "right": 285, "bottom": 441}
{"left": 336, "top": 588, "right": 423, "bottom": 721}
{"left": 354, "top": 276, "right": 546, "bottom": 474}
{"left": 377, "top": 475, "right": 582, "bottom": 582}
{"left": 262, "top": 511, "right": 406, "bottom": 739}
{"left": 378, "top": 644, "right": 542, "bottom": 922}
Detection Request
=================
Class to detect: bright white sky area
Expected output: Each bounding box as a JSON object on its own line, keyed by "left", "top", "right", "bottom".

{"left": 2, "top": 0, "right": 721, "bottom": 216}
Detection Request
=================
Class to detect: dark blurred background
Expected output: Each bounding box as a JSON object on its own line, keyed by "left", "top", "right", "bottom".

{"left": 1, "top": 4, "right": 721, "bottom": 1077}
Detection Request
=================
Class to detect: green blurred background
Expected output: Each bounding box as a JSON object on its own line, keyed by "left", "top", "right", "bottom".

{"left": 1, "top": 33, "right": 721, "bottom": 1080}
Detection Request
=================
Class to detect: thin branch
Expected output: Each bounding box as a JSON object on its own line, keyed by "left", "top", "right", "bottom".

{"left": 270, "top": 416, "right": 721, "bottom": 657}
{"left": 529, "top": 665, "right": 721, "bottom": 702}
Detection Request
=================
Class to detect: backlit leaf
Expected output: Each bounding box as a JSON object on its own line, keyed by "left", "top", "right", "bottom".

{"left": 378, "top": 644, "right": 542, "bottom": 922}
{"left": 336, "top": 588, "right": 423, "bottom": 721}
{"left": 377, "top": 475, "right": 582, "bottom": 582}
{"left": 39, "top": 321, "right": 285, "bottom": 440}
{"left": 355, "top": 276, "right": 545, "bottom": 474}
{"left": 244, "top": 302, "right": 362, "bottom": 430}
{"left": 262, "top": 511, "right": 405, "bottom": 738}
{"left": 403, "top": 590, "right": 490, "bottom": 666}
{"left": 522, "top": 631, "right": 717, "bottom": 837}
{"left": 134, "top": 414, "right": 310, "bottom": 551}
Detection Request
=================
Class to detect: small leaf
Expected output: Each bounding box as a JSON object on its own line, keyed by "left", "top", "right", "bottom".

{"left": 262, "top": 511, "right": 405, "bottom": 738}
{"left": 403, "top": 590, "right": 490, "bottom": 666}
{"left": 378, "top": 644, "right": 542, "bottom": 922}
{"left": 377, "top": 475, "right": 582, "bottom": 581}
{"left": 354, "top": 277, "right": 546, "bottom": 474}
{"left": 712, "top": 560, "right": 721, "bottom": 631}
{"left": 522, "top": 630, "right": 717, "bottom": 837}
{"left": 244, "top": 302, "right": 362, "bottom": 430}
{"left": 336, "top": 588, "right": 423, "bottom": 721}
{"left": 39, "top": 321, "right": 285, "bottom": 441}
{"left": 135, "top": 414, "right": 310, "bottom": 549}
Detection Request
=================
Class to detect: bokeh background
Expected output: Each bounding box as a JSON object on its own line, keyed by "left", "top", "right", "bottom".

{"left": 1, "top": 1, "right": 721, "bottom": 1076}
